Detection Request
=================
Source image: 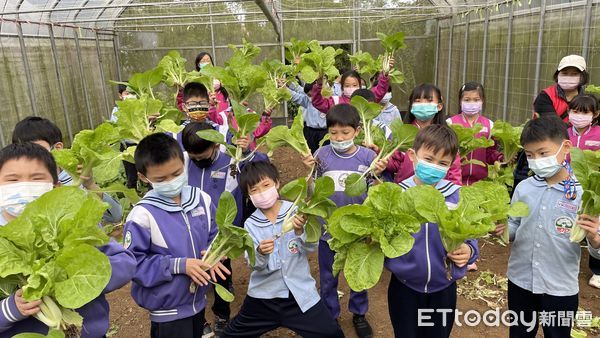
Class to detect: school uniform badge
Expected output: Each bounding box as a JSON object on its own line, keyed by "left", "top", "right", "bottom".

{"left": 554, "top": 216, "right": 575, "bottom": 234}
{"left": 287, "top": 238, "right": 300, "bottom": 254}
{"left": 124, "top": 231, "right": 132, "bottom": 249}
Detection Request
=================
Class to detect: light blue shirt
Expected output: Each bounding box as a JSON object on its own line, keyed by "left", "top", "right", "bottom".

{"left": 375, "top": 103, "right": 401, "bottom": 127}
{"left": 110, "top": 106, "right": 119, "bottom": 123}
{"left": 288, "top": 83, "right": 327, "bottom": 129}
{"left": 332, "top": 82, "right": 342, "bottom": 97}
{"left": 508, "top": 175, "right": 599, "bottom": 296}
{"left": 244, "top": 200, "right": 320, "bottom": 313}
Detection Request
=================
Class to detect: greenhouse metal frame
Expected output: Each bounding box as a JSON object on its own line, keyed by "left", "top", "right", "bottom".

{"left": 0, "top": 0, "right": 598, "bottom": 146}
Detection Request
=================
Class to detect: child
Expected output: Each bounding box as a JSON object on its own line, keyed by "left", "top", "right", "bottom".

{"left": 385, "top": 125, "right": 478, "bottom": 338}
{"left": 446, "top": 82, "right": 503, "bottom": 185}
{"left": 386, "top": 84, "right": 463, "bottom": 185}
{"left": 123, "top": 133, "right": 230, "bottom": 338}
{"left": 177, "top": 52, "right": 230, "bottom": 114}
{"left": 110, "top": 83, "right": 136, "bottom": 122}
{"left": 311, "top": 62, "right": 392, "bottom": 114}
{"left": 374, "top": 80, "right": 401, "bottom": 127}
{"left": 181, "top": 121, "right": 268, "bottom": 335}
{"left": 221, "top": 161, "right": 344, "bottom": 338}
{"left": 0, "top": 142, "right": 135, "bottom": 337}
{"left": 288, "top": 81, "right": 328, "bottom": 153}
{"left": 302, "top": 104, "right": 387, "bottom": 338}
{"left": 11, "top": 116, "right": 123, "bottom": 223}
{"left": 497, "top": 116, "right": 600, "bottom": 337}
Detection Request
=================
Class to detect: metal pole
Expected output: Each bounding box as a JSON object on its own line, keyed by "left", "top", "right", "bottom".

{"left": 16, "top": 21, "right": 37, "bottom": 116}
{"left": 502, "top": 2, "right": 514, "bottom": 121}
{"left": 462, "top": 15, "right": 469, "bottom": 85}
{"left": 352, "top": 0, "right": 357, "bottom": 54}
{"left": 481, "top": 7, "right": 489, "bottom": 85}
{"left": 533, "top": 0, "right": 546, "bottom": 96}
{"left": 356, "top": 5, "right": 361, "bottom": 52}
{"left": 49, "top": 24, "right": 74, "bottom": 143}
{"left": 208, "top": 3, "right": 217, "bottom": 63}
{"left": 0, "top": 123, "right": 5, "bottom": 148}
{"left": 434, "top": 23, "right": 440, "bottom": 84}
{"left": 445, "top": 16, "right": 454, "bottom": 106}
{"left": 95, "top": 30, "right": 111, "bottom": 120}
{"left": 74, "top": 30, "right": 94, "bottom": 129}
{"left": 113, "top": 34, "right": 122, "bottom": 81}
{"left": 581, "top": 0, "right": 593, "bottom": 60}
{"left": 278, "top": 3, "right": 288, "bottom": 124}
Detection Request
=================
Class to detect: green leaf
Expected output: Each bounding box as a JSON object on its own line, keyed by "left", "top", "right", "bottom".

{"left": 344, "top": 173, "right": 368, "bottom": 197}
{"left": 265, "top": 111, "right": 311, "bottom": 157}
{"left": 304, "top": 216, "right": 323, "bottom": 243}
{"left": 379, "top": 232, "right": 415, "bottom": 258}
{"left": 491, "top": 121, "right": 523, "bottom": 162}
{"left": 14, "top": 329, "right": 65, "bottom": 338}
{"left": 216, "top": 191, "right": 238, "bottom": 227}
{"left": 280, "top": 178, "right": 308, "bottom": 202}
{"left": 377, "top": 32, "right": 407, "bottom": 54}
{"left": 0, "top": 238, "right": 32, "bottom": 277}
{"left": 214, "top": 283, "right": 235, "bottom": 302}
{"left": 449, "top": 124, "right": 495, "bottom": 158}
{"left": 344, "top": 242, "right": 384, "bottom": 291}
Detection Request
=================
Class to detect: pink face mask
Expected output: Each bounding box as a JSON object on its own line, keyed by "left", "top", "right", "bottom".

{"left": 343, "top": 86, "right": 359, "bottom": 98}
{"left": 557, "top": 74, "right": 580, "bottom": 91}
{"left": 249, "top": 186, "right": 279, "bottom": 209}
{"left": 569, "top": 112, "right": 593, "bottom": 129}
{"left": 461, "top": 101, "right": 483, "bottom": 115}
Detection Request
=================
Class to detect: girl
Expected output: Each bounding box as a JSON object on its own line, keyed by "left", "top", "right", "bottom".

{"left": 310, "top": 57, "right": 393, "bottom": 114}
{"left": 446, "top": 82, "right": 503, "bottom": 185}
{"left": 386, "top": 84, "right": 463, "bottom": 185}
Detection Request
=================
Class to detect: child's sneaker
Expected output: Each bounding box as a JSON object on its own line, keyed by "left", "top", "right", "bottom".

{"left": 352, "top": 314, "right": 373, "bottom": 338}
{"left": 214, "top": 315, "right": 229, "bottom": 337}
{"left": 202, "top": 322, "right": 215, "bottom": 338}
{"left": 589, "top": 274, "right": 600, "bottom": 289}
{"left": 467, "top": 263, "right": 478, "bottom": 272}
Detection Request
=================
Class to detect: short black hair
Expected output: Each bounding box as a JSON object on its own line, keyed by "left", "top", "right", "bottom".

{"left": 239, "top": 161, "right": 279, "bottom": 196}
{"left": 520, "top": 116, "right": 569, "bottom": 147}
{"left": 351, "top": 88, "right": 376, "bottom": 102}
{"left": 0, "top": 142, "right": 58, "bottom": 184}
{"left": 569, "top": 94, "right": 598, "bottom": 116}
{"left": 340, "top": 70, "right": 362, "bottom": 89}
{"left": 413, "top": 124, "right": 458, "bottom": 158}
{"left": 118, "top": 83, "right": 128, "bottom": 94}
{"left": 303, "top": 82, "right": 313, "bottom": 94}
{"left": 183, "top": 82, "right": 209, "bottom": 102}
{"left": 134, "top": 133, "right": 184, "bottom": 175}
{"left": 405, "top": 83, "right": 446, "bottom": 125}
{"left": 326, "top": 104, "right": 361, "bottom": 129}
{"left": 182, "top": 122, "right": 216, "bottom": 154}
{"left": 12, "top": 116, "right": 63, "bottom": 145}
{"left": 194, "top": 52, "right": 214, "bottom": 71}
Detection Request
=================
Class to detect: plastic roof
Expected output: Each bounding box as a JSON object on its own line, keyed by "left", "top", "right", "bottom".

{"left": 0, "top": 0, "right": 489, "bottom": 37}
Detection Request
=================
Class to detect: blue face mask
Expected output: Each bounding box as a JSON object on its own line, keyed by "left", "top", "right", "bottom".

{"left": 414, "top": 157, "right": 449, "bottom": 185}
{"left": 411, "top": 103, "right": 439, "bottom": 121}
{"left": 148, "top": 171, "right": 188, "bottom": 198}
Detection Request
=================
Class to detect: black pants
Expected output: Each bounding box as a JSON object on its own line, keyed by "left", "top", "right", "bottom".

{"left": 222, "top": 295, "right": 344, "bottom": 338}
{"left": 119, "top": 142, "right": 138, "bottom": 189}
{"left": 211, "top": 257, "right": 233, "bottom": 319}
{"left": 303, "top": 125, "right": 328, "bottom": 154}
{"left": 388, "top": 275, "right": 456, "bottom": 338}
{"left": 507, "top": 280, "right": 578, "bottom": 338}
{"left": 151, "top": 309, "right": 206, "bottom": 338}
{"left": 590, "top": 255, "right": 600, "bottom": 275}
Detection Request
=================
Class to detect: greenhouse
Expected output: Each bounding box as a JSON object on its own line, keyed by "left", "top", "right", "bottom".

{"left": 0, "top": 1, "right": 599, "bottom": 338}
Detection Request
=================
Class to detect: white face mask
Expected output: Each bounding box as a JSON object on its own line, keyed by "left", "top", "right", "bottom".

{"left": 330, "top": 138, "right": 355, "bottom": 153}
{"left": 557, "top": 74, "right": 580, "bottom": 91}
{"left": 0, "top": 182, "right": 53, "bottom": 217}
{"left": 148, "top": 171, "right": 188, "bottom": 198}
{"left": 527, "top": 142, "right": 565, "bottom": 178}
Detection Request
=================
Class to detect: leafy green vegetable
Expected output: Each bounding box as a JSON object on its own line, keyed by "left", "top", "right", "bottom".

{"left": 449, "top": 123, "right": 495, "bottom": 159}
{"left": 569, "top": 148, "right": 600, "bottom": 242}
{"left": 265, "top": 110, "right": 312, "bottom": 158}
{"left": 259, "top": 59, "right": 295, "bottom": 111}
{"left": 488, "top": 121, "right": 524, "bottom": 189}
{"left": 0, "top": 187, "right": 111, "bottom": 334}
{"left": 284, "top": 38, "right": 311, "bottom": 64}
{"left": 349, "top": 51, "right": 382, "bottom": 87}
{"left": 351, "top": 95, "right": 382, "bottom": 147}
{"left": 278, "top": 176, "right": 337, "bottom": 242}
{"left": 14, "top": 328, "right": 66, "bottom": 338}
{"left": 298, "top": 41, "right": 343, "bottom": 97}
{"left": 111, "top": 67, "right": 163, "bottom": 99}
{"left": 377, "top": 32, "right": 406, "bottom": 74}
{"left": 585, "top": 84, "right": 600, "bottom": 95}
{"left": 52, "top": 123, "right": 122, "bottom": 186}
{"left": 158, "top": 50, "right": 193, "bottom": 88}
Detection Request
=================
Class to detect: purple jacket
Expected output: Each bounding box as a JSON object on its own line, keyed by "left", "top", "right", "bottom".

{"left": 123, "top": 186, "right": 217, "bottom": 323}
{"left": 0, "top": 239, "right": 136, "bottom": 338}
{"left": 185, "top": 151, "right": 268, "bottom": 226}
{"left": 384, "top": 177, "right": 479, "bottom": 294}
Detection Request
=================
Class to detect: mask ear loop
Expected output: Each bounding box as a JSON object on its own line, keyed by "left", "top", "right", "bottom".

{"left": 562, "top": 160, "right": 577, "bottom": 200}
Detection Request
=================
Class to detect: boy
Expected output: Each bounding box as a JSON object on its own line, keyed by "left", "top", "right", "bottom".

{"left": 222, "top": 161, "right": 344, "bottom": 338}
{"left": 497, "top": 116, "right": 600, "bottom": 337}
{"left": 110, "top": 83, "right": 136, "bottom": 122}
{"left": 385, "top": 125, "right": 478, "bottom": 338}
{"left": 302, "top": 104, "right": 387, "bottom": 338}
{"left": 11, "top": 116, "right": 123, "bottom": 223}
{"left": 124, "top": 133, "right": 230, "bottom": 338}
{"left": 181, "top": 121, "right": 268, "bottom": 335}
{"left": 0, "top": 142, "right": 135, "bottom": 337}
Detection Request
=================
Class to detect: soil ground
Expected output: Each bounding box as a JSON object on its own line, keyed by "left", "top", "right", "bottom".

{"left": 106, "top": 147, "right": 600, "bottom": 338}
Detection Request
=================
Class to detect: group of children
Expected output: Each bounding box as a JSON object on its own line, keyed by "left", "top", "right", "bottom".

{"left": 0, "top": 50, "right": 599, "bottom": 338}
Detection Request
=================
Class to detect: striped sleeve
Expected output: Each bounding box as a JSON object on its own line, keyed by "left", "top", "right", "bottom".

{"left": 0, "top": 294, "right": 27, "bottom": 333}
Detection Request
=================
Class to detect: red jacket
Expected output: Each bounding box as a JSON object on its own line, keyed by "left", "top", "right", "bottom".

{"left": 310, "top": 73, "right": 390, "bottom": 114}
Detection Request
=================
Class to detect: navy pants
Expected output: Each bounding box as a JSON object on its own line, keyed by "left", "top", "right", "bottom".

{"left": 151, "top": 310, "right": 206, "bottom": 338}
{"left": 222, "top": 295, "right": 344, "bottom": 338}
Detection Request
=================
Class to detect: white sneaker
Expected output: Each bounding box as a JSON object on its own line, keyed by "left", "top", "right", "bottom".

{"left": 589, "top": 274, "right": 600, "bottom": 289}
{"left": 202, "top": 323, "right": 215, "bottom": 338}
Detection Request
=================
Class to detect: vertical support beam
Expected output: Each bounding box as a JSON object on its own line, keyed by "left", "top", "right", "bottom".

{"left": 352, "top": 0, "right": 357, "bottom": 53}
{"left": 445, "top": 16, "right": 454, "bottom": 105}
{"left": 16, "top": 21, "right": 38, "bottom": 116}
{"left": 434, "top": 22, "right": 440, "bottom": 84}
{"left": 49, "top": 24, "right": 74, "bottom": 142}
{"left": 0, "top": 122, "right": 5, "bottom": 148}
{"left": 581, "top": 0, "right": 593, "bottom": 60}
{"left": 356, "top": 4, "right": 361, "bottom": 52}
{"left": 276, "top": 0, "right": 287, "bottom": 124}
{"left": 208, "top": 3, "right": 217, "bottom": 62}
{"left": 502, "top": 2, "right": 514, "bottom": 121}
{"left": 113, "top": 34, "right": 122, "bottom": 81}
{"left": 480, "top": 7, "right": 489, "bottom": 85}
{"left": 74, "top": 29, "right": 94, "bottom": 129}
{"left": 95, "top": 30, "right": 111, "bottom": 119}
{"left": 462, "top": 15, "right": 470, "bottom": 85}
{"left": 533, "top": 0, "right": 546, "bottom": 96}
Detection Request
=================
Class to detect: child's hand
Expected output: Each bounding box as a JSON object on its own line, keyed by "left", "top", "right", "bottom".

{"left": 235, "top": 136, "right": 251, "bottom": 153}
{"left": 362, "top": 141, "right": 380, "bottom": 153}
{"left": 388, "top": 57, "right": 395, "bottom": 69}
{"left": 294, "top": 57, "right": 301, "bottom": 65}
{"left": 76, "top": 164, "right": 96, "bottom": 190}
{"left": 15, "top": 289, "right": 41, "bottom": 317}
{"left": 292, "top": 214, "right": 307, "bottom": 236}
{"left": 148, "top": 112, "right": 160, "bottom": 124}
{"left": 447, "top": 243, "right": 472, "bottom": 268}
{"left": 492, "top": 223, "right": 506, "bottom": 237}
{"left": 209, "top": 92, "right": 218, "bottom": 107}
{"left": 578, "top": 214, "right": 600, "bottom": 249}
{"left": 302, "top": 154, "right": 316, "bottom": 168}
{"left": 209, "top": 261, "right": 231, "bottom": 282}
{"left": 258, "top": 239, "right": 275, "bottom": 255}
{"left": 373, "top": 158, "right": 389, "bottom": 176}
{"left": 185, "top": 258, "right": 212, "bottom": 286}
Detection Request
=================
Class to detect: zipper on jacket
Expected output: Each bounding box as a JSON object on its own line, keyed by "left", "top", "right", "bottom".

{"left": 182, "top": 211, "right": 199, "bottom": 314}
{"left": 424, "top": 223, "right": 432, "bottom": 293}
